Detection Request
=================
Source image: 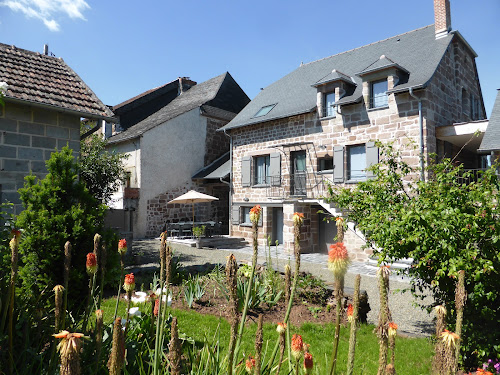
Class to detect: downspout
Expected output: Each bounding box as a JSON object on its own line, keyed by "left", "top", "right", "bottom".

{"left": 223, "top": 128, "right": 233, "bottom": 236}
{"left": 409, "top": 87, "right": 425, "bottom": 181}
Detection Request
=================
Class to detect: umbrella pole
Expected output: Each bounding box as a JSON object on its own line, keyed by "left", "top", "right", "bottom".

{"left": 192, "top": 203, "right": 195, "bottom": 237}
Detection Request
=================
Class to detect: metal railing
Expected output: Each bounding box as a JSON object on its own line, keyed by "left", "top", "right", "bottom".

{"left": 454, "top": 168, "right": 498, "bottom": 185}
{"left": 266, "top": 173, "right": 333, "bottom": 199}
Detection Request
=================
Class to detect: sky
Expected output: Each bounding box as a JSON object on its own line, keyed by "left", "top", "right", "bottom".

{"left": 1, "top": 0, "right": 499, "bottom": 115}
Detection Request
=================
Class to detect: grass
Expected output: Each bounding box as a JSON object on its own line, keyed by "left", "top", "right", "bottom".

{"left": 101, "top": 297, "right": 433, "bottom": 374}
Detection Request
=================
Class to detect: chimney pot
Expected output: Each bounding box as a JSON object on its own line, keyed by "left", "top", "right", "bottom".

{"left": 434, "top": 0, "right": 451, "bottom": 39}
{"left": 43, "top": 44, "right": 49, "bottom": 55}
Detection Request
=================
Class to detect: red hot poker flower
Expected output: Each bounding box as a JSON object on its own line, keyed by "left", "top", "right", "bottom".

{"left": 388, "top": 322, "right": 398, "bottom": 337}
{"left": 347, "top": 304, "right": 354, "bottom": 323}
{"left": 123, "top": 273, "right": 135, "bottom": 292}
{"left": 245, "top": 355, "right": 256, "bottom": 373}
{"left": 118, "top": 239, "right": 127, "bottom": 255}
{"left": 293, "top": 212, "right": 305, "bottom": 226}
{"left": 328, "top": 242, "right": 350, "bottom": 278}
{"left": 249, "top": 205, "right": 261, "bottom": 224}
{"left": 291, "top": 334, "right": 304, "bottom": 359}
{"left": 86, "top": 253, "right": 97, "bottom": 275}
{"left": 303, "top": 352, "right": 314, "bottom": 374}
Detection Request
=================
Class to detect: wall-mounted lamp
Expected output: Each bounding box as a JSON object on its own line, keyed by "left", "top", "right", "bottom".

{"left": 243, "top": 197, "right": 249, "bottom": 202}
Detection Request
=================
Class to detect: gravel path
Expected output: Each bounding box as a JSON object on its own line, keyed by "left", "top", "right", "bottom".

{"left": 129, "top": 238, "right": 434, "bottom": 337}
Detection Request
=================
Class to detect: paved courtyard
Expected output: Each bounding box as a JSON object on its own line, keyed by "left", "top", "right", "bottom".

{"left": 129, "top": 237, "right": 434, "bottom": 337}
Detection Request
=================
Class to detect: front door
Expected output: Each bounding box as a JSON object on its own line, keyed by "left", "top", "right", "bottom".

{"left": 272, "top": 207, "right": 283, "bottom": 245}
{"left": 291, "top": 151, "right": 306, "bottom": 196}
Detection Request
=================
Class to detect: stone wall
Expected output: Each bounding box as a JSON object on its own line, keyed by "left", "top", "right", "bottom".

{"left": 0, "top": 102, "right": 80, "bottom": 214}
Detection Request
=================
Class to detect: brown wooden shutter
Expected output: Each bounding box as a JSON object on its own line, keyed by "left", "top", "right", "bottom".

{"left": 366, "top": 141, "right": 379, "bottom": 179}
{"left": 241, "top": 156, "right": 251, "bottom": 187}
{"left": 333, "top": 145, "right": 344, "bottom": 182}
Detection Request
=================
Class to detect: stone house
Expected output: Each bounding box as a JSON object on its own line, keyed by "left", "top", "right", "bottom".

{"left": 106, "top": 72, "right": 249, "bottom": 238}
{"left": 219, "top": 0, "right": 487, "bottom": 260}
{"left": 0, "top": 43, "right": 114, "bottom": 215}
{"left": 479, "top": 90, "right": 500, "bottom": 161}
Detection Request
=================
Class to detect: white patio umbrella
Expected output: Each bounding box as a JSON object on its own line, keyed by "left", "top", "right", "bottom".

{"left": 167, "top": 190, "right": 219, "bottom": 232}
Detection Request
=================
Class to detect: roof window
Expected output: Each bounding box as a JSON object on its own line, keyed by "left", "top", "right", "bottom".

{"left": 254, "top": 104, "right": 276, "bottom": 118}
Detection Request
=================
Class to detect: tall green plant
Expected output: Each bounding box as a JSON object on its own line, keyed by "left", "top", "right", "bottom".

{"left": 326, "top": 142, "right": 500, "bottom": 367}
{"left": 16, "top": 147, "right": 107, "bottom": 307}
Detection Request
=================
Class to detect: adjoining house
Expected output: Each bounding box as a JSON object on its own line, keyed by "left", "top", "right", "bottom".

{"left": 0, "top": 43, "right": 114, "bottom": 215}
{"left": 219, "top": 0, "right": 487, "bottom": 260}
{"left": 106, "top": 72, "right": 250, "bottom": 238}
{"left": 478, "top": 90, "right": 500, "bottom": 161}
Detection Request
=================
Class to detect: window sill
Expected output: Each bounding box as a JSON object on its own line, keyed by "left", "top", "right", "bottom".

{"left": 345, "top": 178, "right": 366, "bottom": 184}
{"left": 367, "top": 105, "right": 389, "bottom": 112}
{"left": 320, "top": 114, "right": 337, "bottom": 120}
{"left": 317, "top": 170, "right": 334, "bottom": 175}
{"left": 252, "top": 184, "right": 270, "bottom": 188}
{"left": 239, "top": 223, "right": 252, "bottom": 227}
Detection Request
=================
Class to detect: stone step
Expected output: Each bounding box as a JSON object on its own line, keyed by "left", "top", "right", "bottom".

{"left": 366, "top": 256, "right": 413, "bottom": 270}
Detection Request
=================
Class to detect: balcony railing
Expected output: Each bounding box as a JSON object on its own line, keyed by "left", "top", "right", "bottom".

{"left": 266, "top": 173, "right": 333, "bottom": 199}
{"left": 454, "top": 168, "right": 498, "bottom": 185}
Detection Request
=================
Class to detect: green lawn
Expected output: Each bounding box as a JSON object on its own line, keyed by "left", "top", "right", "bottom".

{"left": 101, "top": 298, "right": 433, "bottom": 374}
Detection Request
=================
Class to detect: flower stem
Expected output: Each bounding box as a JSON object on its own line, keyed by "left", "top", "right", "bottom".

{"left": 113, "top": 256, "right": 124, "bottom": 323}
{"left": 346, "top": 274, "right": 361, "bottom": 375}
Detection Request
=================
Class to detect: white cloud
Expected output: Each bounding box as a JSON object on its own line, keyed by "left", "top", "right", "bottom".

{"left": 0, "top": 0, "right": 90, "bottom": 31}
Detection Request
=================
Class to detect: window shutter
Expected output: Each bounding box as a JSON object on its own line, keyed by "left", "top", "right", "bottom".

{"left": 366, "top": 141, "right": 379, "bottom": 179}
{"left": 241, "top": 156, "right": 251, "bottom": 187}
{"left": 231, "top": 206, "right": 240, "bottom": 225}
{"left": 269, "top": 153, "right": 281, "bottom": 186}
{"left": 333, "top": 145, "right": 344, "bottom": 182}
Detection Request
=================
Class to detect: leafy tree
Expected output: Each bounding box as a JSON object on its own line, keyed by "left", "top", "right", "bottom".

{"left": 325, "top": 142, "right": 500, "bottom": 368}
{"left": 16, "top": 147, "right": 108, "bottom": 305}
{"left": 79, "top": 132, "right": 128, "bottom": 204}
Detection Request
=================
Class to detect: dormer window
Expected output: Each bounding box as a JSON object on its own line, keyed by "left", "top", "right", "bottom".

{"left": 370, "top": 79, "right": 388, "bottom": 108}
{"left": 324, "top": 92, "right": 336, "bottom": 117}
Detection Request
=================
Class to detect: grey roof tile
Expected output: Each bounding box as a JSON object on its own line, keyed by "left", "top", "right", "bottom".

{"left": 0, "top": 43, "right": 113, "bottom": 119}
{"left": 479, "top": 90, "right": 500, "bottom": 152}
{"left": 107, "top": 72, "right": 247, "bottom": 144}
{"left": 221, "top": 25, "right": 453, "bottom": 131}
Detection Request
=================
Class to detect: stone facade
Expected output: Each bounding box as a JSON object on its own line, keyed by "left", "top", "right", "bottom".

{"left": 0, "top": 102, "right": 81, "bottom": 214}
{"left": 229, "top": 36, "right": 485, "bottom": 261}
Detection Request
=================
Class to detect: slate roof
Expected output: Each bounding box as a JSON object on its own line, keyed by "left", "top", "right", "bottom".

{"left": 313, "top": 69, "right": 354, "bottom": 87}
{"left": 0, "top": 43, "right": 114, "bottom": 119}
{"left": 192, "top": 152, "right": 230, "bottom": 180}
{"left": 108, "top": 72, "right": 249, "bottom": 144}
{"left": 357, "top": 54, "right": 409, "bottom": 76}
{"left": 221, "top": 25, "right": 454, "bottom": 131}
{"left": 479, "top": 90, "right": 500, "bottom": 152}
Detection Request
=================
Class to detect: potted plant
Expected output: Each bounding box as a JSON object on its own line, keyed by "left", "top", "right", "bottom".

{"left": 192, "top": 225, "right": 206, "bottom": 249}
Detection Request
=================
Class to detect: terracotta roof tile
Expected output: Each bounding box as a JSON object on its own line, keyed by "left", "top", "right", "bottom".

{"left": 0, "top": 43, "right": 114, "bottom": 119}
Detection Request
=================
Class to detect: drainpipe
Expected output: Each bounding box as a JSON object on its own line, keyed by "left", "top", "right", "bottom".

{"left": 409, "top": 87, "right": 425, "bottom": 181}
{"left": 223, "top": 128, "right": 233, "bottom": 236}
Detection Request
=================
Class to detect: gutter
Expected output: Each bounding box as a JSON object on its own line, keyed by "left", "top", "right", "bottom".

{"left": 223, "top": 128, "right": 233, "bottom": 236}
{"left": 409, "top": 87, "right": 425, "bottom": 181}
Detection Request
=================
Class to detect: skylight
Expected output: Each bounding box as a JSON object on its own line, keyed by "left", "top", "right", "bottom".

{"left": 254, "top": 104, "right": 276, "bottom": 118}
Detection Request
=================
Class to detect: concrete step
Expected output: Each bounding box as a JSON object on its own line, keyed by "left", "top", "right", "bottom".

{"left": 366, "top": 256, "right": 413, "bottom": 270}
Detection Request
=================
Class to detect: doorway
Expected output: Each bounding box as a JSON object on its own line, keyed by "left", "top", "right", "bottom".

{"left": 291, "top": 151, "right": 306, "bottom": 196}
{"left": 272, "top": 207, "right": 283, "bottom": 245}
{"left": 318, "top": 212, "right": 337, "bottom": 254}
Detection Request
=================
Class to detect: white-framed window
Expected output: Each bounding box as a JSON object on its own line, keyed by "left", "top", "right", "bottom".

{"left": 370, "top": 79, "right": 388, "bottom": 108}
{"left": 241, "top": 207, "right": 251, "bottom": 224}
{"left": 347, "top": 145, "right": 366, "bottom": 181}
{"left": 317, "top": 157, "right": 333, "bottom": 173}
{"left": 324, "top": 92, "right": 336, "bottom": 117}
{"left": 254, "top": 155, "right": 270, "bottom": 185}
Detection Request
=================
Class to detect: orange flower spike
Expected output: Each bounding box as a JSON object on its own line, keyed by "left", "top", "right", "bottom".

{"left": 86, "top": 253, "right": 97, "bottom": 275}
{"left": 153, "top": 298, "right": 160, "bottom": 317}
{"left": 118, "top": 239, "right": 127, "bottom": 255}
{"left": 291, "top": 334, "right": 304, "bottom": 359}
{"left": 293, "top": 212, "right": 305, "bottom": 226}
{"left": 245, "top": 355, "right": 256, "bottom": 373}
{"left": 388, "top": 322, "right": 398, "bottom": 337}
{"left": 303, "top": 352, "right": 314, "bottom": 374}
{"left": 249, "top": 205, "right": 261, "bottom": 224}
{"left": 440, "top": 329, "right": 460, "bottom": 349}
{"left": 276, "top": 322, "right": 287, "bottom": 334}
{"left": 328, "top": 242, "right": 351, "bottom": 278}
{"left": 123, "top": 273, "right": 135, "bottom": 292}
{"left": 347, "top": 303, "right": 354, "bottom": 323}
{"left": 53, "top": 330, "right": 70, "bottom": 339}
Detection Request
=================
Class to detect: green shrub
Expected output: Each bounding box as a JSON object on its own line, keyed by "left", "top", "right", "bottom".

{"left": 15, "top": 147, "right": 107, "bottom": 308}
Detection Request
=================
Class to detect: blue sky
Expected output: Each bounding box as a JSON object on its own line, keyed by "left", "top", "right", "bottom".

{"left": 1, "top": 0, "right": 499, "bottom": 115}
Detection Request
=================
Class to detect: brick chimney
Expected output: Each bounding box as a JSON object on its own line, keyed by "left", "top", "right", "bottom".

{"left": 434, "top": 0, "right": 451, "bottom": 39}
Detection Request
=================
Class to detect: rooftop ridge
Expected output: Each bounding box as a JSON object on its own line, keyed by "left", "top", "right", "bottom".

{"left": 0, "top": 42, "right": 62, "bottom": 60}
{"left": 302, "top": 24, "right": 434, "bottom": 67}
